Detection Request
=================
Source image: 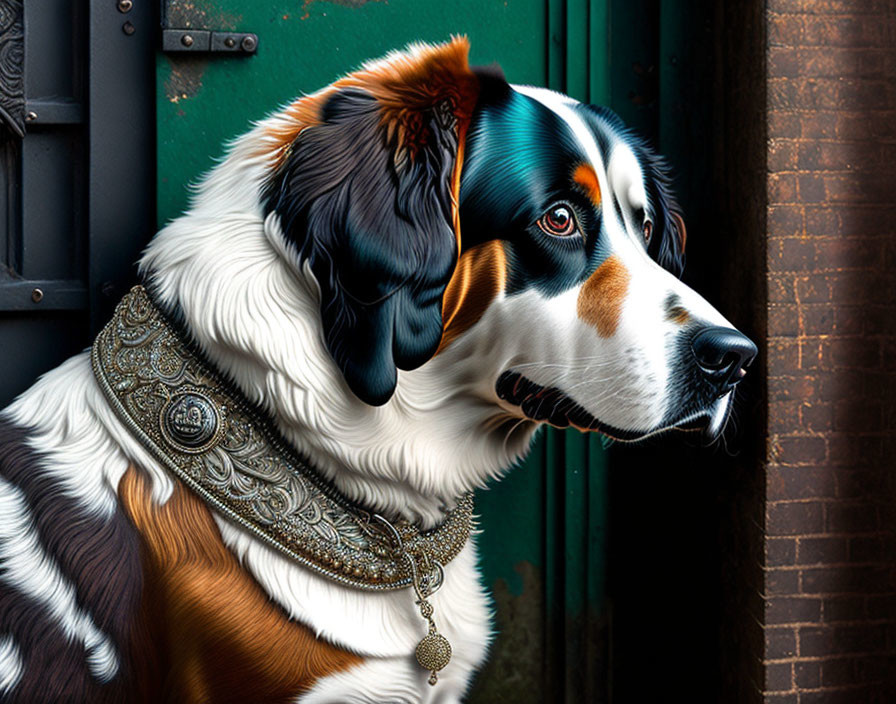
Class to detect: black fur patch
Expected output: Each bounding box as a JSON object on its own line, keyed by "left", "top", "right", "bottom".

{"left": 580, "top": 105, "right": 686, "bottom": 276}
{"left": 264, "top": 88, "right": 461, "bottom": 405}
{"left": 0, "top": 417, "right": 146, "bottom": 703}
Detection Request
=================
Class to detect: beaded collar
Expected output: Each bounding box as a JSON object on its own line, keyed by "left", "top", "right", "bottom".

{"left": 91, "top": 286, "right": 472, "bottom": 683}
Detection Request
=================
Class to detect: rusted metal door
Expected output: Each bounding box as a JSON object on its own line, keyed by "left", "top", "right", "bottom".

{"left": 0, "top": 0, "right": 153, "bottom": 405}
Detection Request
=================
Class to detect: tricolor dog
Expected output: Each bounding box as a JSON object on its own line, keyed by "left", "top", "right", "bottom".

{"left": 0, "top": 39, "right": 755, "bottom": 702}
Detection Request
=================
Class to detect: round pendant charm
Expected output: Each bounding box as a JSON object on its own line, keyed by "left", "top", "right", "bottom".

{"left": 415, "top": 632, "right": 452, "bottom": 674}
{"left": 160, "top": 392, "right": 221, "bottom": 453}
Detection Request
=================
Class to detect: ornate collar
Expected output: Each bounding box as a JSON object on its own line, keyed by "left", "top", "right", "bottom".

{"left": 91, "top": 285, "right": 473, "bottom": 590}
{"left": 91, "top": 286, "right": 473, "bottom": 684}
{"left": 92, "top": 286, "right": 471, "bottom": 682}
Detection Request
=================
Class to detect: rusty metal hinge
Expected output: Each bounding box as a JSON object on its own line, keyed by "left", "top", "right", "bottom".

{"left": 160, "top": 0, "right": 257, "bottom": 55}
{"left": 161, "top": 29, "right": 257, "bottom": 54}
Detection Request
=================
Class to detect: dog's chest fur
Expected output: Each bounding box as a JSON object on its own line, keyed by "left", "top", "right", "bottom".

{"left": 0, "top": 351, "right": 491, "bottom": 703}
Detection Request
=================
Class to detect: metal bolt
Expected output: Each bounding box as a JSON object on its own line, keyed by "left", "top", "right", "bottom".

{"left": 240, "top": 34, "right": 257, "bottom": 52}
{"left": 122, "top": 20, "right": 135, "bottom": 35}
{"left": 181, "top": 34, "right": 194, "bottom": 47}
{"left": 117, "top": 0, "right": 132, "bottom": 12}
{"left": 25, "top": 111, "right": 37, "bottom": 122}
{"left": 224, "top": 36, "right": 236, "bottom": 48}
{"left": 31, "top": 288, "right": 43, "bottom": 304}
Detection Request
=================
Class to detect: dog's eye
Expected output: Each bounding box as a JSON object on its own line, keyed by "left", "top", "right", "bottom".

{"left": 537, "top": 205, "right": 578, "bottom": 237}
{"left": 642, "top": 220, "right": 653, "bottom": 244}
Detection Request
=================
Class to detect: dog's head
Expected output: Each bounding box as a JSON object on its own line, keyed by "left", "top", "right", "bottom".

{"left": 260, "top": 38, "right": 755, "bottom": 445}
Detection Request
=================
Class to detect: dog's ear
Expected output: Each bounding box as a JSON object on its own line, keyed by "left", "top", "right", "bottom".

{"left": 263, "top": 40, "right": 481, "bottom": 405}
{"left": 644, "top": 158, "right": 686, "bottom": 278}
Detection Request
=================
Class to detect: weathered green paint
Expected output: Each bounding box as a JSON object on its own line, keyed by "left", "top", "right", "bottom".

{"left": 157, "top": 0, "right": 549, "bottom": 226}
{"left": 155, "top": 1, "right": 612, "bottom": 697}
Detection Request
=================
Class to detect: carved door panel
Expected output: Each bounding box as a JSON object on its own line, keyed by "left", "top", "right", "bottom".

{"left": 0, "top": 0, "right": 153, "bottom": 405}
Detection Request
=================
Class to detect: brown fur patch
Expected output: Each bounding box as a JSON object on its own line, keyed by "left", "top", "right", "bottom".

{"left": 572, "top": 163, "right": 602, "bottom": 207}
{"left": 438, "top": 240, "right": 507, "bottom": 352}
{"left": 119, "top": 467, "right": 362, "bottom": 704}
{"left": 671, "top": 211, "right": 687, "bottom": 252}
{"left": 264, "top": 39, "right": 478, "bottom": 207}
{"left": 667, "top": 305, "right": 691, "bottom": 325}
{"left": 577, "top": 255, "right": 630, "bottom": 337}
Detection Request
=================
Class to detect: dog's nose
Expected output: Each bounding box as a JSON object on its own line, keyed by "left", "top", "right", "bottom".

{"left": 691, "top": 326, "right": 757, "bottom": 396}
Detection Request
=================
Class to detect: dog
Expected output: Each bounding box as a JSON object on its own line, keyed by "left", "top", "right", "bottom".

{"left": 0, "top": 38, "right": 755, "bottom": 703}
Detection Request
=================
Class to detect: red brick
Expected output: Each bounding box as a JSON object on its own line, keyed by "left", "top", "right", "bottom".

{"left": 765, "top": 627, "right": 798, "bottom": 659}
{"left": 776, "top": 436, "right": 828, "bottom": 465}
{"left": 833, "top": 400, "right": 883, "bottom": 432}
{"left": 798, "top": 174, "right": 827, "bottom": 202}
{"left": 798, "top": 536, "right": 849, "bottom": 565}
{"left": 767, "top": 568, "right": 801, "bottom": 596}
{"left": 800, "top": 402, "right": 834, "bottom": 432}
{"left": 768, "top": 205, "right": 804, "bottom": 236}
{"left": 778, "top": 238, "right": 819, "bottom": 271}
{"left": 800, "top": 15, "right": 891, "bottom": 49}
{"left": 836, "top": 468, "right": 889, "bottom": 500}
{"left": 768, "top": 467, "right": 837, "bottom": 501}
{"left": 770, "top": 110, "right": 801, "bottom": 138}
{"left": 866, "top": 595, "right": 896, "bottom": 621}
{"left": 824, "top": 338, "right": 881, "bottom": 370}
{"left": 837, "top": 110, "right": 896, "bottom": 140}
{"left": 828, "top": 435, "right": 883, "bottom": 466}
{"left": 801, "top": 565, "right": 894, "bottom": 595}
{"left": 799, "top": 111, "right": 838, "bottom": 139}
{"left": 795, "top": 274, "right": 832, "bottom": 302}
{"left": 799, "top": 686, "right": 875, "bottom": 704}
{"left": 824, "top": 503, "right": 881, "bottom": 533}
{"left": 770, "top": 172, "right": 799, "bottom": 203}
{"left": 804, "top": 206, "right": 841, "bottom": 236}
{"left": 822, "top": 657, "right": 859, "bottom": 687}
{"left": 795, "top": 659, "right": 821, "bottom": 688}
{"left": 769, "top": 0, "right": 888, "bottom": 13}
{"left": 769, "top": 274, "right": 796, "bottom": 303}
{"left": 823, "top": 595, "right": 867, "bottom": 622}
{"left": 769, "top": 139, "right": 799, "bottom": 170}
{"left": 768, "top": 304, "right": 800, "bottom": 336}
{"left": 770, "top": 401, "right": 801, "bottom": 434}
{"left": 769, "top": 375, "right": 819, "bottom": 403}
{"left": 765, "top": 661, "right": 794, "bottom": 692}
{"left": 832, "top": 306, "right": 868, "bottom": 336}
{"left": 766, "top": 596, "right": 822, "bottom": 624}
{"left": 768, "top": 501, "right": 826, "bottom": 536}
{"left": 799, "top": 623, "right": 887, "bottom": 656}
{"left": 768, "top": 537, "right": 798, "bottom": 567}
{"left": 763, "top": 694, "right": 797, "bottom": 704}
{"left": 849, "top": 536, "right": 890, "bottom": 563}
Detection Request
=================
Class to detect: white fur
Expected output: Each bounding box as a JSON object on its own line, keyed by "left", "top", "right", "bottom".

{"left": 296, "top": 656, "right": 469, "bottom": 704}
{"left": 5, "top": 353, "right": 174, "bottom": 514}
{"left": 0, "top": 635, "right": 23, "bottom": 694}
{"left": 0, "top": 475, "right": 118, "bottom": 683}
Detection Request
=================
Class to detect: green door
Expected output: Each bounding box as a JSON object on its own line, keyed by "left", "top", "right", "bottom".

{"left": 156, "top": 2, "right": 615, "bottom": 699}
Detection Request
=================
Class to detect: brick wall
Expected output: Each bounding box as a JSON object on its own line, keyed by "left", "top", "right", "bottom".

{"left": 763, "top": 1, "right": 896, "bottom": 702}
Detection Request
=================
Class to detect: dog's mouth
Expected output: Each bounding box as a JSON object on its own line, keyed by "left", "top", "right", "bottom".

{"left": 495, "top": 370, "right": 723, "bottom": 442}
{"left": 496, "top": 370, "right": 646, "bottom": 441}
